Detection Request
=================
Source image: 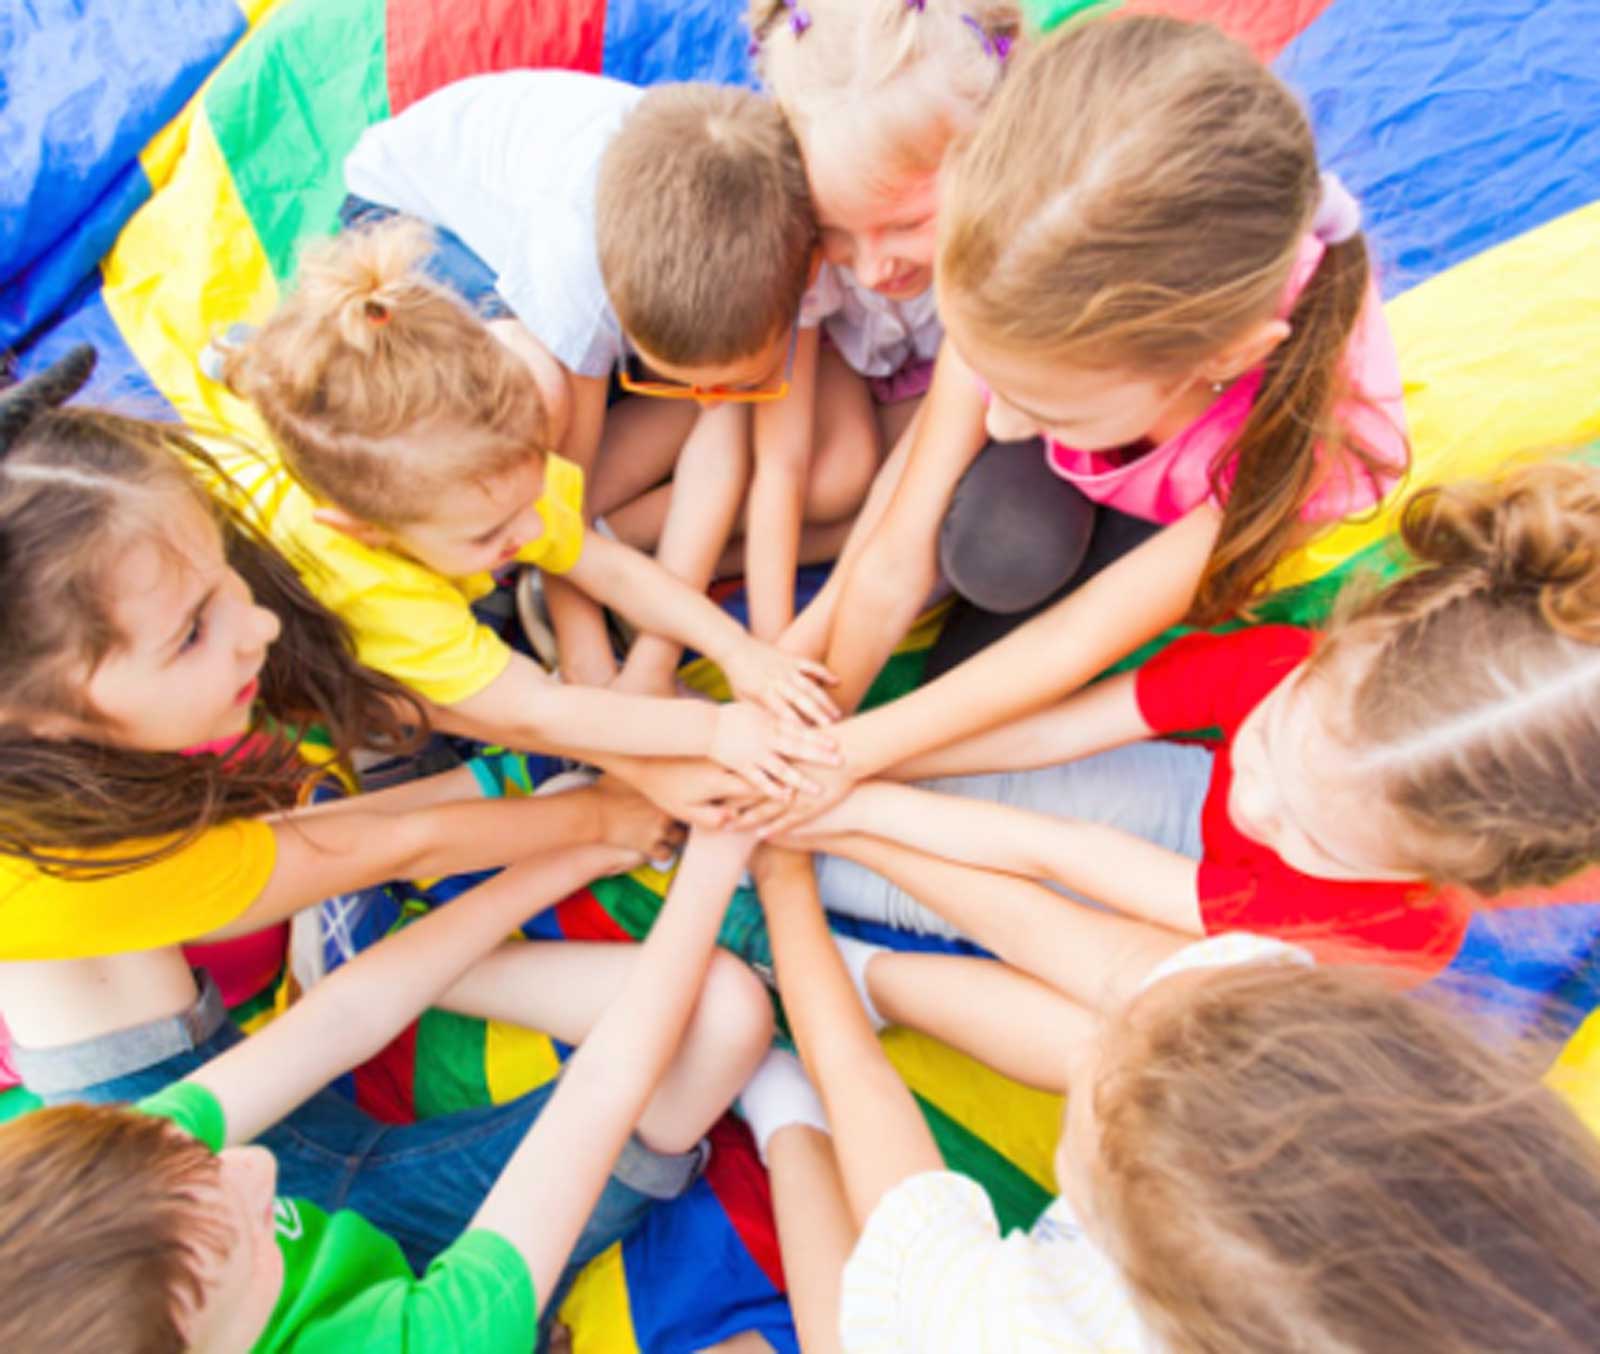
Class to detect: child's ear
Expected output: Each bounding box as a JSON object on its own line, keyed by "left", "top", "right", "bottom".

{"left": 1204, "top": 318, "right": 1292, "bottom": 385}
{"left": 313, "top": 506, "right": 391, "bottom": 549}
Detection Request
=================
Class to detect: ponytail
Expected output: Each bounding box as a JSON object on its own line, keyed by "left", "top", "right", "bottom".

{"left": 1325, "top": 460, "right": 1600, "bottom": 894}
{"left": 226, "top": 218, "right": 548, "bottom": 528}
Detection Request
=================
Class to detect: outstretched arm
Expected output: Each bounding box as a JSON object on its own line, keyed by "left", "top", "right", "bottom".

{"left": 195, "top": 843, "right": 632, "bottom": 1144}
{"left": 756, "top": 849, "right": 942, "bottom": 1225}
{"left": 468, "top": 829, "right": 756, "bottom": 1304}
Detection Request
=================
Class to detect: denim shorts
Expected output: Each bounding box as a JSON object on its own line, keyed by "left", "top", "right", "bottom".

{"left": 338, "top": 194, "right": 513, "bottom": 320}
{"left": 22, "top": 976, "right": 707, "bottom": 1291}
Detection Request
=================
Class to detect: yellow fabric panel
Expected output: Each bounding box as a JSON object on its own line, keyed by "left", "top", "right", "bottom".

{"left": 1268, "top": 201, "right": 1600, "bottom": 591}
{"left": 560, "top": 1242, "right": 641, "bottom": 1354}
{"left": 881, "top": 1027, "right": 1063, "bottom": 1196}
{"left": 104, "top": 105, "right": 280, "bottom": 439}
{"left": 484, "top": 1012, "right": 564, "bottom": 1105}
{"left": 1548, "top": 1009, "right": 1600, "bottom": 1139}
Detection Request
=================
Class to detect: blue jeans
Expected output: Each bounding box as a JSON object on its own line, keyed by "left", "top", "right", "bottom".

{"left": 42, "top": 1018, "right": 705, "bottom": 1300}
{"left": 338, "top": 194, "right": 512, "bottom": 319}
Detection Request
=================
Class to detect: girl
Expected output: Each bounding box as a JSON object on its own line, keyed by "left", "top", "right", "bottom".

{"left": 0, "top": 830, "right": 763, "bottom": 1354}
{"left": 0, "top": 351, "right": 769, "bottom": 1277}
{"left": 793, "top": 461, "right": 1600, "bottom": 984}
{"left": 765, "top": 14, "right": 1408, "bottom": 822}
{"left": 746, "top": 0, "right": 1021, "bottom": 658}
{"left": 222, "top": 221, "right": 842, "bottom": 803}
{"left": 743, "top": 848, "right": 1600, "bottom": 1353}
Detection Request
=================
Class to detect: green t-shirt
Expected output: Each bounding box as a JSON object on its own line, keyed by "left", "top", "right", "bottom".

{"left": 138, "top": 1083, "right": 539, "bottom": 1352}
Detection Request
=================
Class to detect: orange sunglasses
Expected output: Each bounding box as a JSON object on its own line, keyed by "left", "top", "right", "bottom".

{"left": 617, "top": 322, "right": 800, "bottom": 404}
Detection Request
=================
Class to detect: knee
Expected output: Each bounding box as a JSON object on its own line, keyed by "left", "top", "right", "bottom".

{"left": 805, "top": 434, "right": 881, "bottom": 524}
{"left": 693, "top": 952, "right": 775, "bottom": 1069}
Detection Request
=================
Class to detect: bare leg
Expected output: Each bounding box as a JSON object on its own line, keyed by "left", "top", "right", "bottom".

{"left": 439, "top": 941, "right": 774, "bottom": 1154}
{"left": 765, "top": 1124, "right": 853, "bottom": 1354}
{"left": 867, "top": 952, "right": 1096, "bottom": 1094}
{"left": 587, "top": 395, "right": 700, "bottom": 517}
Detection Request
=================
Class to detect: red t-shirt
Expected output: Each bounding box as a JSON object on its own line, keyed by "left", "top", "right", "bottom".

{"left": 1134, "top": 626, "right": 1471, "bottom": 980}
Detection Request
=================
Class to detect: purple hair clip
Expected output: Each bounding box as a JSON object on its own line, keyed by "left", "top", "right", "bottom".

{"left": 906, "top": 0, "right": 927, "bottom": 11}
{"left": 961, "top": 13, "right": 1011, "bottom": 62}
{"left": 783, "top": 0, "right": 811, "bottom": 36}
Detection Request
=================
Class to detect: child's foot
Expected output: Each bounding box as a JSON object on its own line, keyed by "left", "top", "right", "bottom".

{"left": 737, "top": 1047, "right": 830, "bottom": 1165}
{"left": 198, "top": 321, "right": 257, "bottom": 384}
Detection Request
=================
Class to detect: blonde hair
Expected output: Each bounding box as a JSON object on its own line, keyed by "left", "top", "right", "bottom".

{"left": 1314, "top": 460, "right": 1600, "bottom": 895}
{"left": 226, "top": 219, "right": 548, "bottom": 527}
{"left": 0, "top": 1103, "right": 230, "bottom": 1354}
{"left": 1095, "top": 962, "right": 1600, "bottom": 1352}
{"left": 748, "top": 0, "right": 1019, "bottom": 190}
{"left": 940, "top": 15, "right": 1402, "bottom": 623}
{"left": 596, "top": 83, "right": 816, "bottom": 366}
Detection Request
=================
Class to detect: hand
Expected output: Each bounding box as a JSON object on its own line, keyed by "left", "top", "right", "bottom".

{"left": 733, "top": 757, "right": 859, "bottom": 837}
{"left": 712, "top": 702, "right": 841, "bottom": 800}
{"left": 750, "top": 843, "right": 813, "bottom": 888}
{"left": 724, "top": 637, "right": 840, "bottom": 728}
{"left": 590, "top": 777, "right": 685, "bottom": 862}
{"left": 620, "top": 757, "right": 758, "bottom": 830}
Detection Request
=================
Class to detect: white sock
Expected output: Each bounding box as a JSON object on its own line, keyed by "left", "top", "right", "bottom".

{"left": 738, "top": 1048, "right": 830, "bottom": 1166}
{"left": 834, "top": 934, "right": 890, "bottom": 1031}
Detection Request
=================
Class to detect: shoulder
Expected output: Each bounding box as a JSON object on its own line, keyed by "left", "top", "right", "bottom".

{"left": 1137, "top": 625, "right": 1314, "bottom": 734}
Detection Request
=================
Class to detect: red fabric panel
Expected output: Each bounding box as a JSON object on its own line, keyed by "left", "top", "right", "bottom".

{"left": 1122, "top": 0, "right": 1336, "bottom": 62}
{"left": 352, "top": 1017, "right": 419, "bottom": 1124}
{"left": 552, "top": 887, "right": 634, "bottom": 941}
{"left": 386, "top": 0, "right": 608, "bottom": 114}
{"left": 703, "top": 1115, "right": 786, "bottom": 1292}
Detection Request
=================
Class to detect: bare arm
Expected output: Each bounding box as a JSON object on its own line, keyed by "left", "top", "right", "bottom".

{"left": 821, "top": 345, "right": 990, "bottom": 710}
{"left": 468, "top": 829, "right": 755, "bottom": 1303}
{"left": 196, "top": 843, "right": 630, "bottom": 1144}
{"left": 747, "top": 327, "right": 822, "bottom": 642}
{"left": 756, "top": 848, "right": 942, "bottom": 1226}
{"left": 885, "top": 669, "right": 1151, "bottom": 780}
{"left": 812, "top": 781, "right": 1204, "bottom": 933}
{"left": 820, "top": 833, "right": 1191, "bottom": 1013}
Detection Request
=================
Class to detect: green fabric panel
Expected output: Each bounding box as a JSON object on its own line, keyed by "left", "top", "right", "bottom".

{"left": 412, "top": 1008, "right": 493, "bottom": 1119}
{"left": 205, "top": 0, "right": 389, "bottom": 281}
{"left": 860, "top": 646, "right": 929, "bottom": 712}
{"left": 919, "top": 1094, "right": 1055, "bottom": 1234}
{"left": 1025, "top": 0, "right": 1123, "bottom": 32}
{"left": 0, "top": 1086, "right": 42, "bottom": 1123}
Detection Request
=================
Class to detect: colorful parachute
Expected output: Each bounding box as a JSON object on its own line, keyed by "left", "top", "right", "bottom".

{"left": 5, "top": 0, "right": 1600, "bottom": 1348}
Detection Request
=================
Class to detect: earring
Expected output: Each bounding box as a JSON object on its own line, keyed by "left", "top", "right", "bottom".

{"left": 1210, "top": 378, "right": 1227, "bottom": 395}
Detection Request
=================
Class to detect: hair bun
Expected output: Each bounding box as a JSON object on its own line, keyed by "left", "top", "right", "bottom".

{"left": 1403, "top": 460, "right": 1600, "bottom": 643}
{"left": 0, "top": 345, "right": 97, "bottom": 455}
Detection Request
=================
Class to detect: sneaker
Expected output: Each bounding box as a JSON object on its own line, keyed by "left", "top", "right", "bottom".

{"left": 515, "top": 567, "right": 561, "bottom": 671}
{"left": 199, "top": 321, "right": 257, "bottom": 384}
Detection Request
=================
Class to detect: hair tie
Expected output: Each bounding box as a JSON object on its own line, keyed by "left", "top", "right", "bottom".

{"left": 0, "top": 345, "right": 97, "bottom": 457}
{"left": 780, "top": 0, "right": 811, "bottom": 36}
{"left": 906, "top": 0, "right": 927, "bottom": 11}
{"left": 363, "top": 298, "right": 391, "bottom": 326}
{"left": 1312, "top": 171, "right": 1362, "bottom": 245}
{"left": 962, "top": 13, "right": 1011, "bottom": 63}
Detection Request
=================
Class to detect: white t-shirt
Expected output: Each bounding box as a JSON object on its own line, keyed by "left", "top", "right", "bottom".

{"left": 344, "top": 69, "right": 643, "bottom": 378}
{"left": 838, "top": 934, "right": 1314, "bottom": 1353}
{"left": 804, "top": 263, "right": 943, "bottom": 378}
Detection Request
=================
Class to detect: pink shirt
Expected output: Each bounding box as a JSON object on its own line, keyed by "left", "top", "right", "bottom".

{"left": 1043, "top": 236, "right": 1406, "bottom": 524}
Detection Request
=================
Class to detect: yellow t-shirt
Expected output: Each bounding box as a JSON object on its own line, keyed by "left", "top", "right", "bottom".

{"left": 208, "top": 444, "right": 587, "bottom": 706}
{"left": 0, "top": 820, "right": 278, "bottom": 960}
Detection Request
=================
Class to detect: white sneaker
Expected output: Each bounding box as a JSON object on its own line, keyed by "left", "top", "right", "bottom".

{"left": 515, "top": 567, "right": 561, "bottom": 671}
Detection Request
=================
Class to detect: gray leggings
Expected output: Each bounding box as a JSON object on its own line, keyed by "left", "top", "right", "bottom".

{"left": 815, "top": 739, "right": 1213, "bottom": 940}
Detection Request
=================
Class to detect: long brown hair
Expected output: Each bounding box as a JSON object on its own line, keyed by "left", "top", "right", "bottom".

{"left": 939, "top": 15, "right": 1403, "bottom": 623}
{"left": 0, "top": 1102, "right": 227, "bottom": 1354}
{"left": 1094, "top": 962, "right": 1600, "bottom": 1352}
{"left": 1314, "top": 459, "right": 1600, "bottom": 895}
{"left": 225, "top": 218, "right": 549, "bottom": 527}
{"left": 0, "top": 354, "right": 424, "bottom": 876}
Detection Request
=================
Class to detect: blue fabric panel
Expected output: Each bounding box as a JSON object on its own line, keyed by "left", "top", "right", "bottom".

{"left": 0, "top": 0, "right": 244, "bottom": 288}
{"left": 601, "top": 0, "right": 757, "bottom": 89}
{"left": 1, "top": 156, "right": 149, "bottom": 351}
{"left": 1275, "top": 0, "right": 1600, "bottom": 299}
{"left": 1428, "top": 903, "right": 1600, "bottom": 1043}
{"left": 13, "top": 280, "right": 171, "bottom": 415}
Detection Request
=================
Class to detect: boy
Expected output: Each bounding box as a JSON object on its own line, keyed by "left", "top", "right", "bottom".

{"left": 343, "top": 73, "right": 881, "bottom": 694}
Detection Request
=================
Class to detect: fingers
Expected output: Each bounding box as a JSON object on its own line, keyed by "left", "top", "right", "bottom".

{"left": 730, "top": 795, "right": 790, "bottom": 832}
{"left": 769, "top": 723, "right": 841, "bottom": 768}
{"left": 736, "top": 762, "right": 794, "bottom": 801}
{"left": 758, "top": 752, "right": 820, "bottom": 798}
{"left": 794, "top": 658, "right": 839, "bottom": 686}
{"left": 772, "top": 676, "right": 841, "bottom": 727}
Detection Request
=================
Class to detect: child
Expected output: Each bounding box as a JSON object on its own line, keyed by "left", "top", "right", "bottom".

{"left": 222, "top": 221, "right": 841, "bottom": 803}
{"left": 340, "top": 73, "right": 880, "bottom": 684}
{"left": 743, "top": 848, "right": 1600, "bottom": 1353}
{"left": 746, "top": 0, "right": 1019, "bottom": 657}
{"left": 789, "top": 461, "right": 1600, "bottom": 983}
{"left": 0, "top": 353, "right": 768, "bottom": 1281}
{"left": 0, "top": 830, "right": 766, "bottom": 1354}
{"left": 764, "top": 15, "right": 1409, "bottom": 823}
